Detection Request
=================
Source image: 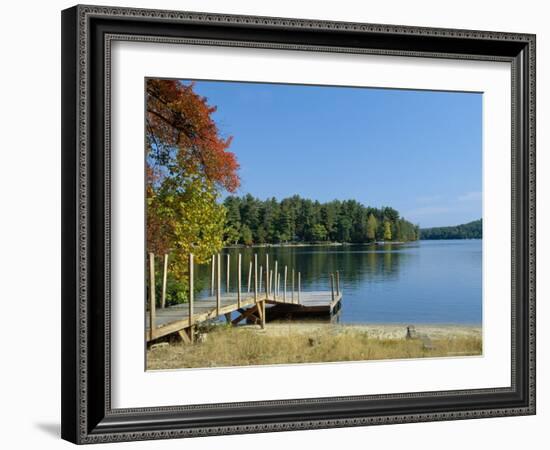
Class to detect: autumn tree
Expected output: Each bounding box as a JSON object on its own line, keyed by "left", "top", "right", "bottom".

{"left": 148, "top": 174, "right": 227, "bottom": 275}
{"left": 146, "top": 79, "right": 239, "bottom": 192}
{"left": 383, "top": 221, "right": 392, "bottom": 240}
{"left": 366, "top": 213, "right": 378, "bottom": 242}
{"left": 146, "top": 79, "right": 240, "bottom": 304}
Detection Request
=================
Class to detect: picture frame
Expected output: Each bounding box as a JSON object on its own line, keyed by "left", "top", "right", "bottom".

{"left": 61, "top": 4, "right": 536, "bottom": 444}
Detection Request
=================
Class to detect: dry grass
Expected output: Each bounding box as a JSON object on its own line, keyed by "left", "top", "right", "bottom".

{"left": 147, "top": 323, "right": 482, "bottom": 370}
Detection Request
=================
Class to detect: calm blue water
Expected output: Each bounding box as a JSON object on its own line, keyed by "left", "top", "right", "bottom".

{"left": 196, "top": 240, "right": 482, "bottom": 325}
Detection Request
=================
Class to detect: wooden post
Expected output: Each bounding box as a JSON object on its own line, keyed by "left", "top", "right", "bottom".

{"left": 189, "top": 254, "right": 194, "bottom": 330}
{"left": 330, "top": 273, "right": 335, "bottom": 302}
{"left": 237, "top": 253, "right": 242, "bottom": 308}
{"left": 269, "top": 270, "right": 273, "bottom": 298}
{"left": 265, "top": 254, "right": 269, "bottom": 299}
{"left": 259, "top": 265, "right": 263, "bottom": 292}
{"left": 216, "top": 254, "right": 221, "bottom": 315}
{"left": 210, "top": 255, "right": 215, "bottom": 296}
{"left": 257, "top": 301, "right": 265, "bottom": 329}
{"left": 292, "top": 269, "right": 295, "bottom": 303}
{"left": 298, "top": 272, "right": 301, "bottom": 304}
{"left": 247, "top": 261, "right": 252, "bottom": 293}
{"left": 254, "top": 254, "right": 258, "bottom": 302}
{"left": 161, "top": 253, "right": 168, "bottom": 309}
{"left": 148, "top": 253, "right": 156, "bottom": 340}
{"left": 284, "top": 265, "right": 288, "bottom": 302}
{"left": 336, "top": 270, "right": 340, "bottom": 296}
{"left": 274, "top": 261, "right": 278, "bottom": 300}
{"left": 226, "top": 254, "right": 230, "bottom": 293}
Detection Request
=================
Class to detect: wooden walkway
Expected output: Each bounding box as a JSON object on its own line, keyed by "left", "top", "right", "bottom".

{"left": 146, "top": 252, "right": 343, "bottom": 342}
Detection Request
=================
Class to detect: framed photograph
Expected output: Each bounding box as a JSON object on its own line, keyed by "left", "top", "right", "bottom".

{"left": 61, "top": 5, "right": 536, "bottom": 444}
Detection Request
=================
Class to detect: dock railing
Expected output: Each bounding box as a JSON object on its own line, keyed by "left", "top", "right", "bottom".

{"left": 147, "top": 251, "right": 340, "bottom": 341}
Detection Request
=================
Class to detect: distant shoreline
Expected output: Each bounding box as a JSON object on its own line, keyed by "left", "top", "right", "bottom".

{"left": 420, "top": 219, "right": 482, "bottom": 240}
{"left": 224, "top": 241, "right": 410, "bottom": 249}
{"left": 224, "top": 239, "right": 481, "bottom": 249}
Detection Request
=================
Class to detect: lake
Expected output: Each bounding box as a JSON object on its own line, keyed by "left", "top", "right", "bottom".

{"left": 195, "top": 239, "right": 482, "bottom": 325}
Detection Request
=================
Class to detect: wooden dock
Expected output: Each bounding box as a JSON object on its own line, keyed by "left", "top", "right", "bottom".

{"left": 146, "top": 252, "right": 343, "bottom": 342}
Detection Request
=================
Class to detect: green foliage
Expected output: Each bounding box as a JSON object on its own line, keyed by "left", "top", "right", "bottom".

{"left": 336, "top": 216, "right": 352, "bottom": 242}
{"left": 311, "top": 223, "right": 328, "bottom": 241}
{"left": 394, "top": 218, "right": 419, "bottom": 242}
{"left": 153, "top": 265, "right": 210, "bottom": 307}
{"left": 256, "top": 225, "right": 267, "bottom": 244}
{"left": 155, "top": 272, "right": 187, "bottom": 306}
{"left": 420, "top": 219, "right": 482, "bottom": 240}
{"left": 240, "top": 224, "right": 253, "bottom": 246}
{"left": 224, "top": 225, "right": 240, "bottom": 246}
{"left": 383, "top": 221, "right": 392, "bottom": 240}
{"left": 148, "top": 174, "right": 227, "bottom": 304}
{"left": 223, "top": 195, "right": 419, "bottom": 244}
{"left": 151, "top": 174, "right": 226, "bottom": 265}
{"left": 366, "top": 214, "right": 378, "bottom": 241}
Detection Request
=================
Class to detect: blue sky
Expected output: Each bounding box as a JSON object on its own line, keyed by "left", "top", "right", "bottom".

{"left": 187, "top": 80, "right": 482, "bottom": 228}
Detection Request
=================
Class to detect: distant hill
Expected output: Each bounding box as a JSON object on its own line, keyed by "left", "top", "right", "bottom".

{"left": 420, "top": 219, "right": 482, "bottom": 240}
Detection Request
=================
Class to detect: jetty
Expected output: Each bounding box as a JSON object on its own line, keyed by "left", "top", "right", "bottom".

{"left": 146, "top": 252, "right": 343, "bottom": 343}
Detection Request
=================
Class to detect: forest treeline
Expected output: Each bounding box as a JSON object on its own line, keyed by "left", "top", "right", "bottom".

{"left": 420, "top": 219, "right": 482, "bottom": 240}
{"left": 223, "top": 195, "right": 420, "bottom": 245}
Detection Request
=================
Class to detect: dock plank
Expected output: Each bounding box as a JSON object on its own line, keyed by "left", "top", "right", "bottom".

{"left": 147, "top": 290, "right": 342, "bottom": 340}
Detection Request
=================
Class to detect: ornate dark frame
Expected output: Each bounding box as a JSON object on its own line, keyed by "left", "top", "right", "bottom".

{"left": 61, "top": 4, "right": 536, "bottom": 444}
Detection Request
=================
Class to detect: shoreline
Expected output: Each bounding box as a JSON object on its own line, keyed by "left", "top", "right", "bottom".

{"left": 237, "top": 322, "right": 481, "bottom": 340}
{"left": 147, "top": 321, "right": 482, "bottom": 370}
{"left": 224, "top": 241, "right": 412, "bottom": 249}
{"left": 223, "top": 239, "right": 481, "bottom": 249}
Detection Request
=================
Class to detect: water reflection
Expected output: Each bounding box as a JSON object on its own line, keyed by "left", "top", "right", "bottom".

{"left": 194, "top": 240, "right": 482, "bottom": 325}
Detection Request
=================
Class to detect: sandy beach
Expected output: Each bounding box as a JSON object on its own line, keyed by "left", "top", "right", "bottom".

{"left": 254, "top": 322, "right": 481, "bottom": 340}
